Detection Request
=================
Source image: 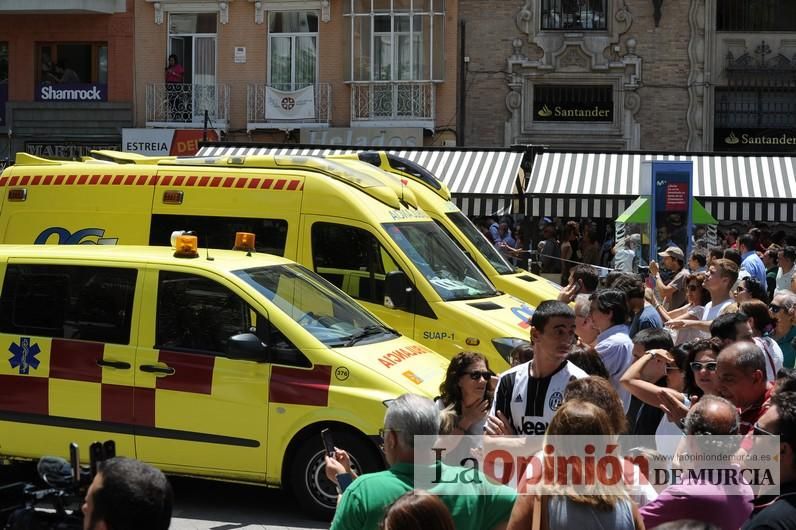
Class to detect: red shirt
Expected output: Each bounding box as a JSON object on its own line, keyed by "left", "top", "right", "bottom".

{"left": 739, "top": 383, "right": 774, "bottom": 435}
{"left": 166, "top": 64, "right": 184, "bottom": 83}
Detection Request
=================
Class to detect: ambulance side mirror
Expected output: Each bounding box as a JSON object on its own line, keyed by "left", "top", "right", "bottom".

{"left": 384, "top": 271, "right": 411, "bottom": 310}
{"left": 226, "top": 332, "right": 269, "bottom": 362}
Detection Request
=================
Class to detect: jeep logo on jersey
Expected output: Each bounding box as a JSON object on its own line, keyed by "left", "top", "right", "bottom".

{"left": 35, "top": 227, "right": 119, "bottom": 245}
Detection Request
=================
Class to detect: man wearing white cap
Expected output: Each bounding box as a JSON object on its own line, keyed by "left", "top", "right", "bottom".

{"left": 649, "top": 246, "right": 689, "bottom": 311}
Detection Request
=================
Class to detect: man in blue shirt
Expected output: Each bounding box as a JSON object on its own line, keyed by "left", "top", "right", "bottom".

{"left": 739, "top": 233, "right": 767, "bottom": 287}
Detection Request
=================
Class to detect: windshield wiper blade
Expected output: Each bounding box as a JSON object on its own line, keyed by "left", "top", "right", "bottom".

{"left": 344, "top": 324, "right": 393, "bottom": 347}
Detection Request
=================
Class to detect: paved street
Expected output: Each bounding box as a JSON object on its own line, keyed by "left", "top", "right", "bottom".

{"left": 169, "top": 476, "right": 326, "bottom": 530}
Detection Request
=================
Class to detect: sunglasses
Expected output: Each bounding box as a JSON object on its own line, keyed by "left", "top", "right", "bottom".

{"left": 464, "top": 370, "right": 494, "bottom": 381}
{"left": 690, "top": 361, "right": 718, "bottom": 372}
{"left": 752, "top": 422, "right": 777, "bottom": 437}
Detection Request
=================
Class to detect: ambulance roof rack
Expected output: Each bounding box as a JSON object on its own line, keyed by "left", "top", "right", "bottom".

{"left": 12, "top": 153, "right": 68, "bottom": 166}
{"left": 343, "top": 151, "right": 451, "bottom": 202}
{"left": 90, "top": 150, "right": 176, "bottom": 165}
{"left": 159, "top": 154, "right": 406, "bottom": 210}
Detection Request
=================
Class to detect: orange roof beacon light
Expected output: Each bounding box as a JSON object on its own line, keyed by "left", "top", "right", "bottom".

{"left": 234, "top": 232, "right": 256, "bottom": 253}
{"left": 172, "top": 230, "right": 199, "bottom": 259}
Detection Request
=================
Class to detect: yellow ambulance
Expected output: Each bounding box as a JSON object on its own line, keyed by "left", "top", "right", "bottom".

{"left": 326, "top": 152, "right": 563, "bottom": 306}
{"left": 0, "top": 153, "right": 535, "bottom": 370}
{"left": 0, "top": 237, "right": 449, "bottom": 518}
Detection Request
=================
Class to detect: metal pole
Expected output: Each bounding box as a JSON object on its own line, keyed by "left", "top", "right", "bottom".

{"left": 203, "top": 110, "right": 209, "bottom": 142}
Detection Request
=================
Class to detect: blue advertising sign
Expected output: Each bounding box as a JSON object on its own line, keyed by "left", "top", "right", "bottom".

{"left": 0, "top": 82, "right": 7, "bottom": 127}
{"left": 650, "top": 161, "right": 693, "bottom": 260}
{"left": 35, "top": 83, "right": 107, "bottom": 102}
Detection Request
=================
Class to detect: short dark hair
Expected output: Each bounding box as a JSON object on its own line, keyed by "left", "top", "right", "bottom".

{"left": 738, "top": 233, "right": 757, "bottom": 251}
{"left": 723, "top": 249, "right": 742, "bottom": 267}
{"left": 567, "top": 346, "right": 610, "bottom": 379}
{"left": 571, "top": 264, "right": 599, "bottom": 292}
{"left": 720, "top": 341, "right": 767, "bottom": 374}
{"left": 91, "top": 457, "right": 173, "bottom": 530}
{"left": 739, "top": 277, "right": 769, "bottom": 304}
{"left": 610, "top": 273, "right": 644, "bottom": 300}
{"left": 781, "top": 246, "right": 796, "bottom": 262}
{"left": 689, "top": 251, "right": 707, "bottom": 267}
{"left": 769, "top": 391, "right": 796, "bottom": 449}
{"left": 531, "top": 300, "right": 575, "bottom": 332}
{"left": 632, "top": 327, "right": 674, "bottom": 351}
{"left": 589, "top": 289, "right": 628, "bottom": 326}
{"left": 708, "top": 246, "right": 724, "bottom": 261}
{"left": 710, "top": 312, "right": 749, "bottom": 342}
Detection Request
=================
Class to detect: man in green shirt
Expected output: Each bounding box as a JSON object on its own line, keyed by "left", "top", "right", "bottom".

{"left": 328, "top": 394, "right": 516, "bottom": 530}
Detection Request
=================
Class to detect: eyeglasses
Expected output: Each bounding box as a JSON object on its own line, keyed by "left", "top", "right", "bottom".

{"left": 665, "top": 365, "right": 682, "bottom": 373}
{"left": 690, "top": 361, "right": 718, "bottom": 372}
{"left": 464, "top": 370, "right": 493, "bottom": 381}
{"left": 735, "top": 285, "right": 747, "bottom": 293}
{"left": 378, "top": 428, "right": 400, "bottom": 440}
{"left": 752, "top": 422, "right": 777, "bottom": 437}
{"left": 769, "top": 304, "right": 783, "bottom": 314}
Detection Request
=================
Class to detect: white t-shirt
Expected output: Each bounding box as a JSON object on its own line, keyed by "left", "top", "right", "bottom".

{"left": 701, "top": 298, "right": 733, "bottom": 321}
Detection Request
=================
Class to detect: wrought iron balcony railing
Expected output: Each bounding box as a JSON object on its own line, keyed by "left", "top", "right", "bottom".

{"left": 350, "top": 81, "right": 435, "bottom": 127}
{"left": 146, "top": 83, "right": 229, "bottom": 128}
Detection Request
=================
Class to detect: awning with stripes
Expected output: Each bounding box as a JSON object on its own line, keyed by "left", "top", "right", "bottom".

{"left": 528, "top": 152, "right": 796, "bottom": 222}
{"left": 196, "top": 144, "right": 526, "bottom": 217}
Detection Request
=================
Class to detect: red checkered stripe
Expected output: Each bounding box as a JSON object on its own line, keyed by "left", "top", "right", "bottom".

{"left": 0, "top": 338, "right": 333, "bottom": 428}
{"left": 0, "top": 174, "right": 304, "bottom": 191}
{"left": 0, "top": 339, "right": 217, "bottom": 428}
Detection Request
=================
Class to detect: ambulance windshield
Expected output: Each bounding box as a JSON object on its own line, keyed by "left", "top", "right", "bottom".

{"left": 383, "top": 222, "right": 498, "bottom": 301}
{"left": 235, "top": 264, "right": 398, "bottom": 347}
{"left": 445, "top": 211, "right": 515, "bottom": 275}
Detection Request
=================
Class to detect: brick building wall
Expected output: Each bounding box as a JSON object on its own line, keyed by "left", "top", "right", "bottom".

{"left": 459, "top": 0, "right": 692, "bottom": 150}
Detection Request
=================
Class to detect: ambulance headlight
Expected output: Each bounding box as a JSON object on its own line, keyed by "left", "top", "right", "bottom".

{"left": 491, "top": 337, "right": 530, "bottom": 363}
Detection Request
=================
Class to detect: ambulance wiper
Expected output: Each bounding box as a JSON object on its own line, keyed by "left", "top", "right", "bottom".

{"left": 344, "top": 324, "right": 394, "bottom": 347}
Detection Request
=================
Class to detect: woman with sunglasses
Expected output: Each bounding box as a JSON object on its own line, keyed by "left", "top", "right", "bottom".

{"left": 740, "top": 300, "right": 784, "bottom": 381}
{"left": 620, "top": 344, "right": 695, "bottom": 451}
{"left": 649, "top": 272, "right": 710, "bottom": 345}
{"left": 436, "top": 352, "right": 495, "bottom": 436}
{"left": 733, "top": 276, "right": 770, "bottom": 305}
{"left": 683, "top": 337, "right": 721, "bottom": 398}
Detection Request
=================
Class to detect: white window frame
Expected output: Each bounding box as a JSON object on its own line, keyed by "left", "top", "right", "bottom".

{"left": 267, "top": 10, "right": 320, "bottom": 89}
{"left": 344, "top": 0, "right": 444, "bottom": 82}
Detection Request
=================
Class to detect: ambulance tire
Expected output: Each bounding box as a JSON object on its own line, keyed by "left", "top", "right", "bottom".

{"left": 290, "top": 429, "right": 382, "bottom": 520}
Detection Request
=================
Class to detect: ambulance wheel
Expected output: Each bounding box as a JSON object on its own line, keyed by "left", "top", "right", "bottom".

{"left": 290, "top": 429, "right": 382, "bottom": 520}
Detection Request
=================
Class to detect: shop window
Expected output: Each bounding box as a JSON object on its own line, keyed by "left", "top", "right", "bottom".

{"left": 717, "top": 0, "right": 796, "bottom": 31}
{"left": 344, "top": 0, "right": 445, "bottom": 81}
{"left": 540, "top": 0, "right": 607, "bottom": 30}
{"left": 37, "top": 43, "right": 108, "bottom": 85}
{"left": 715, "top": 87, "right": 796, "bottom": 129}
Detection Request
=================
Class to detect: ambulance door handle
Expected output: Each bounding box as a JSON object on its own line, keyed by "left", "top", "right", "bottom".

{"left": 139, "top": 364, "right": 175, "bottom": 375}
{"left": 97, "top": 360, "right": 131, "bottom": 370}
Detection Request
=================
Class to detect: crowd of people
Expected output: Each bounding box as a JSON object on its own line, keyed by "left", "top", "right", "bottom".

{"left": 53, "top": 220, "right": 796, "bottom": 530}
{"left": 325, "top": 221, "right": 796, "bottom": 530}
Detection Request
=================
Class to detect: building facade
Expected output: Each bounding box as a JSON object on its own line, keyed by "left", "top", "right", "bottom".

{"left": 460, "top": 0, "right": 796, "bottom": 153}
{"left": 132, "top": 0, "right": 459, "bottom": 149}
{"left": 0, "top": 0, "right": 134, "bottom": 161}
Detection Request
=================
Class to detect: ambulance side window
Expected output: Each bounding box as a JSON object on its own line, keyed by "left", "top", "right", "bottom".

{"left": 156, "top": 271, "right": 251, "bottom": 355}
{"left": 149, "top": 215, "right": 288, "bottom": 256}
{"left": 0, "top": 264, "right": 136, "bottom": 344}
{"left": 311, "top": 222, "right": 399, "bottom": 304}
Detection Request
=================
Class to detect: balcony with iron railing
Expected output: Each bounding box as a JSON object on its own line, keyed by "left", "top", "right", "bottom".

{"left": 246, "top": 83, "right": 331, "bottom": 131}
{"left": 146, "top": 83, "right": 229, "bottom": 129}
{"left": 350, "top": 81, "right": 435, "bottom": 129}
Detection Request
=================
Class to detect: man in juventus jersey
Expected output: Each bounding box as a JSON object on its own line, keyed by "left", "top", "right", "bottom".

{"left": 487, "top": 300, "right": 588, "bottom": 436}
